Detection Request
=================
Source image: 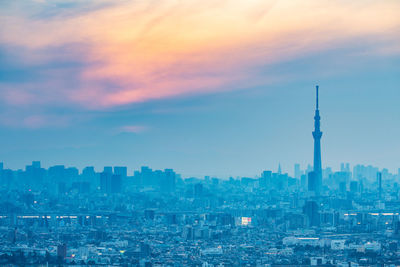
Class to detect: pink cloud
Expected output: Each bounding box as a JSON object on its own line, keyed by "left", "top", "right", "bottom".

{"left": 0, "top": 0, "right": 399, "bottom": 128}
{"left": 119, "top": 125, "right": 149, "bottom": 133}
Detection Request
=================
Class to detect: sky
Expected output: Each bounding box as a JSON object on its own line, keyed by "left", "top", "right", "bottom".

{"left": 0, "top": 0, "right": 399, "bottom": 177}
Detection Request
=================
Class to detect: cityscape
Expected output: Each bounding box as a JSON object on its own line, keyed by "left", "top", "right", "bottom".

{"left": 1, "top": 0, "right": 400, "bottom": 266}
{"left": 0, "top": 87, "right": 400, "bottom": 266}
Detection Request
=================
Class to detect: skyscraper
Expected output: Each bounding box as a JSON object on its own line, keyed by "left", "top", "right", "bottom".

{"left": 311, "top": 85, "right": 323, "bottom": 195}
{"left": 377, "top": 172, "right": 382, "bottom": 200}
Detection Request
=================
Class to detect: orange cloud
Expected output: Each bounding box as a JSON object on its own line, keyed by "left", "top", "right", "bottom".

{"left": 1, "top": 0, "right": 399, "bottom": 112}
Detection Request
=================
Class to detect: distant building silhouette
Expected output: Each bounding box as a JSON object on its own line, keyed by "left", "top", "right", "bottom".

{"left": 162, "top": 169, "right": 176, "bottom": 192}
{"left": 100, "top": 172, "right": 122, "bottom": 194}
{"left": 114, "top": 166, "right": 127, "bottom": 178}
{"left": 377, "top": 172, "right": 382, "bottom": 200}
{"left": 260, "top": 170, "right": 271, "bottom": 189}
{"left": 303, "top": 200, "right": 320, "bottom": 227}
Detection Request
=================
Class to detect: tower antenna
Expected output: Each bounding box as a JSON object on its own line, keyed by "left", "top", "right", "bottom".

{"left": 316, "top": 85, "right": 319, "bottom": 110}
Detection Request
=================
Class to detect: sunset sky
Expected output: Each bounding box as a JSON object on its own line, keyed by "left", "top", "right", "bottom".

{"left": 0, "top": 0, "right": 399, "bottom": 177}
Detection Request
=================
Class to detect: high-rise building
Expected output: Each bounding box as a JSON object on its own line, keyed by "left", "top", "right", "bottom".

{"left": 377, "top": 172, "right": 382, "bottom": 200}
{"left": 32, "top": 161, "right": 41, "bottom": 169}
{"left": 140, "top": 166, "right": 153, "bottom": 186}
{"left": 100, "top": 172, "right": 111, "bottom": 194}
{"left": 303, "top": 200, "right": 320, "bottom": 227}
{"left": 103, "top": 166, "right": 113, "bottom": 174}
{"left": 312, "top": 85, "right": 323, "bottom": 195}
{"left": 114, "top": 166, "right": 127, "bottom": 178}
{"left": 350, "top": 181, "right": 358, "bottom": 193}
{"left": 82, "top": 166, "right": 95, "bottom": 182}
{"left": 162, "top": 169, "right": 176, "bottom": 192}
{"left": 111, "top": 174, "right": 122, "bottom": 193}
{"left": 100, "top": 172, "right": 122, "bottom": 194}
{"left": 260, "top": 170, "right": 272, "bottom": 188}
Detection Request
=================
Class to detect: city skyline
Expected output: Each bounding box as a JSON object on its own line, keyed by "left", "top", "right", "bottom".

{"left": 1, "top": 1, "right": 400, "bottom": 265}
{"left": 1, "top": 80, "right": 399, "bottom": 178}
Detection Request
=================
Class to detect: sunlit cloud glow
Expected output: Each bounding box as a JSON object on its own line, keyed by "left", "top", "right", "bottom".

{"left": 0, "top": 0, "right": 399, "bottom": 126}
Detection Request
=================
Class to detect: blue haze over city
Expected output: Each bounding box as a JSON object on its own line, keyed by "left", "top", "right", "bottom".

{"left": 0, "top": 0, "right": 400, "bottom": 266}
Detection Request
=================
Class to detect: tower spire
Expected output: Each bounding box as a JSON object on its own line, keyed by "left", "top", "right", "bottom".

{"left": 311, "top": 85, "right": 323, "bottom": 195}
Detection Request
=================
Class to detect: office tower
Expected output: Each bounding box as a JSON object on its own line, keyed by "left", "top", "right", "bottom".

{"left": 140, "top": 166, "right": 153, "bottom": 186}
{"left": 2, "top": 169, "right": 13, "bottom": 188}
{"left": 100, "top": 172, "right": 111, "bottom": 193}
{"left": 294, "top": 164, "right": 301, "bottom": 179}
{"left": 82, "top": 166, "right": 95, "bottom": 181}
{"left": 303, "top": 200, "right": 320, "bottom": 227}
{"left": 100, "top": 172, "right": 122, "bottom": 194}
{"left": 82, "top": 166, "right": 95, "bottom": 175}
{"left": 312, "top": 85, "right": 323, "bottom": 195}
{"left": 114, "top": 166, "right": 127, "bottom": 178}
{"left": 49, "top": 165, "right": 65, "bottom": 179}
{"left": 111, "top": 174, "right": 122, "bottom": 193}
{"left": 25, "top": 161, "right": 45, "bottom": 189}
{"left": 103, "top": 166, "right": 113, "bottom": 174}
{"left": 260, "top": 170, "right": 272, "bottom": 188}
{"left": 66, "top": 167, "right": 79, "bottom": 179}
{"left": 32, "top": 161, "right": 41, "bottom": 168}
{"left": 162, "top": 169, "right": 176, "bottom": 192}
{"left": 350, "top": 181, "right": 358, "bottom": 193}
{"left": 378, "top": 172, "right": 382, "bottom": 199}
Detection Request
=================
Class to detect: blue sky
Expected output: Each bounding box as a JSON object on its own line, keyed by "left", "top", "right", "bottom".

{"left": 0, "top": 0, "right": 399, "bottom": 177}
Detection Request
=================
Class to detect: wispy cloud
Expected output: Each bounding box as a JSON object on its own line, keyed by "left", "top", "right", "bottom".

{"left": 118, "top": 125, "right": 149, "bottom": 134}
